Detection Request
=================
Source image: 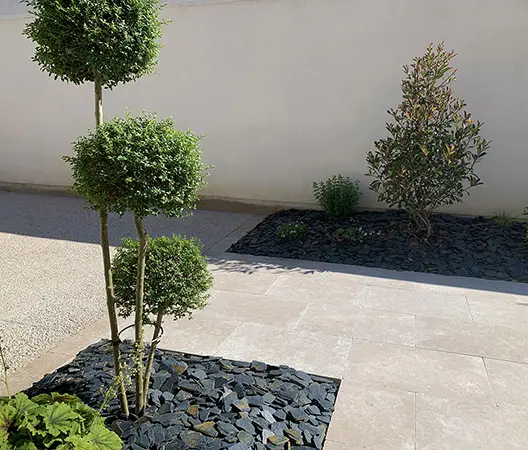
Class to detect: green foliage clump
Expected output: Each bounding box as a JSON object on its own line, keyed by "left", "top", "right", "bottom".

{"left": 366, "top": 43, "right": 490, "bottom": 237}
{"left": 0, "top": 393, "right": 121, "bottom": 450}
{"left": 493, "top": 212, "right": 514, "bottom": 228}
{"left": 276, "top": 222, "right": 308, "bottom": 241}
{"left": 313, "top": 175, "right": 361, "bottom": 219}
{"left": 112, "top": 236, "right": 213, "bottom": 323}
{"left": 65, "top": 113, "right": 209, "bottom": 218}
{"left": 23, "top": 0, "right": 164, "bottom": 88}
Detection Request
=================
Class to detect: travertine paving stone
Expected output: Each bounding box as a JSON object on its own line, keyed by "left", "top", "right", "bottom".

{"left": 345, "top": 340, "right": 493, "bottom": 402}
{"left": 266, "top": 274, "right": 366, "bottom": 305}
{"left": 485, "top": 358, "right": 528, "bottom": 407}
{"left": 466, "top": 292, "right": 528, "bottom": 331}
{"left": 296, "top": 301, "right": 415, "bottom": 346}
{"left": 327, "top": 382, "right": 415, "bottom": 449}
{"left": 216, "top": 323, "right": 351, "bottom": 379}
{"left": 415, "top": 316, "right": 528, "bottom": 363}
{"left": 198, "top": 290, "right": 309, "bottom": 328}
{"left": 416, "top": 394, "right": 528, "bottom": 450}
{"left": 364, "top": 285, "right": 472, "bottom": 321}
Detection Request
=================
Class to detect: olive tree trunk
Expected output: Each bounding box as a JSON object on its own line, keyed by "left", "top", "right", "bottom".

{"left": 133, "top": 215, "right": 148, "bottom": 414}
{"left": 95, "top": 74, "right": 129, "bottom": 417}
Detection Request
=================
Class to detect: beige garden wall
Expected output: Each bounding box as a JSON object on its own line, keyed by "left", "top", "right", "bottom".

{"left": 0, "top": 0, "right": 527, "bottom": 215}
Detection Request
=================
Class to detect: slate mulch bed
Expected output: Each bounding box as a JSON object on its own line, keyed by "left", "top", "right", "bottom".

{"left": 227, "top": 209, "right": 528, "bottom": 282}
{"left": 25, "top": 340, "right": 338, "bottom": 450}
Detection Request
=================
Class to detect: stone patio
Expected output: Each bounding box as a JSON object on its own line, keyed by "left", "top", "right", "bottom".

{"left": 2, "top": 193, "right": 528, "bottom": 448}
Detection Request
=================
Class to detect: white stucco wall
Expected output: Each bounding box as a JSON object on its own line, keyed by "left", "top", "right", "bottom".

{"left": 1, "top": 0, "right": 527, "bottom": 215}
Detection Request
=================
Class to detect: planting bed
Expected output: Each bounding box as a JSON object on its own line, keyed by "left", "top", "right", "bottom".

{"left": 25, "top": 340, "right": 339, "bottom": 450}
{"left": 227, "top": 209, "right": 528, "bottom": 282}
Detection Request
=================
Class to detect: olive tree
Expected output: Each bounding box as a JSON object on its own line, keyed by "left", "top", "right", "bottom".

{"left": 65, "top": 113, "right": 208, "bottom": 414}
{"left": 112, "top": 236, "right": 213, "bottom": 408}
{"left": 24, "top": 0, "right": 164, "bottom": 415}
{"left": 366, "top": 43, "right": 490, "bottom": 237}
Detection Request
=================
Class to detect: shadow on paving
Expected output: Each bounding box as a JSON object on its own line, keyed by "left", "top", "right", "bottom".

{"left": 208, "top": 252, "right": 528, "bottom": 297}
{"left": 0, "top": 191, "right": 255, "bottom": 250}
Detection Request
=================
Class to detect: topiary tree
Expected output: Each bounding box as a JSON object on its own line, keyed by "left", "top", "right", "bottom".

{"left": 24, "top": 0, "right": 165, "bottom": 416}
{"left": 65, "top": 112, "right": 208, "bottom": 414}
{"left": 112, "top": 236, "right": 213, "bottom": 408}
{"left": 366, "top": 43, "right": 490, "bottom": 237}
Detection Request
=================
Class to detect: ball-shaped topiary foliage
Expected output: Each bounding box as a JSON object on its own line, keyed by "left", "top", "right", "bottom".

{"left": 64, "top": 113, "right": 209, "bottom": 218}
{"left": 112, "top": 236, "right": 213, "bottom": 324}
{"left": 23, "top": 0, "right": 164, "bottom": 88}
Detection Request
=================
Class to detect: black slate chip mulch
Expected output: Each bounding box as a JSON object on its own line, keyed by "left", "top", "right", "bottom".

{"left": 25, "top": 340, "right": 339, "bottom": 450}
{"left": 227, "top": 209, "right": 528, "bottom": 282}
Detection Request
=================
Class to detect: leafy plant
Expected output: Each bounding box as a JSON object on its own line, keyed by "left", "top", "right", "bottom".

{"left": 0, "top": 393, "right": 121, "bottom": 450}
{"left": 366, "top": 43, "right": 490, "bottom": 237}
{"left": 313, "top": 175, "right": 361, "bottom": 218}
{"left": 66, "top": 112, "right": 209, "bottom": 414}
{"left": 112, "top": 236, "right": 213, "bottom": 410}
{"left": 276, "top": 222, "right": 308, "bottom": 241}
{"left": 25, "top": 0, "right": 166, "bottom": 417}
{"left": 493, "top": 212, "right": 514, "bottom": 228}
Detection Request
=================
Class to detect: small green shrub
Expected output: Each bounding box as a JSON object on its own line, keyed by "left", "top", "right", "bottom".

{"left": 112, "top": 235, "right": 213, "bottom": 323}
{"left": 313, "top": 175, "right": 361, "bottom": 218}
{"left": 65, "top": 113, "right": 209, "bottom": 218}
{"left": 0, "top": 393, "right": 121, "bottom": 450}
{"left": 276, "top": 222, "right": 308, "bottom": 241}
{"left": 366, "top": 43, "right": 490, "bottom": 237}
{"left": 493, "top": 212, "right": 514, "bottom": 228}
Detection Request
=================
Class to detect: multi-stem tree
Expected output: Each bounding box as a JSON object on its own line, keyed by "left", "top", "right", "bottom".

{"left": 24, "top": 0, "right": 164, "bottom": 416}
{"left": 65, "top": 113, "right": 208, "bottom": 414}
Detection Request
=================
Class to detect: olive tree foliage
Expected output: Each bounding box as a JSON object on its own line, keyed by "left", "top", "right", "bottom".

{"left": 112, "top": 236, "right": 213, "bottom": 407}
{"left": 366, "top": 43, "right": 490, "bottom": 237}
{"left": 65, "top": 113, "right": 209, "bottom": 415}
{"left": 23, "top": 0, "right": 164, "bottom": 89}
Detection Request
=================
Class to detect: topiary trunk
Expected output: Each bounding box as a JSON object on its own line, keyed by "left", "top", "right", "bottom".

{"left": 95, "top": 74, "right": 129, "bottom": 417}
{"left": 133, "top": 215, "right": 148, "bottom": 414}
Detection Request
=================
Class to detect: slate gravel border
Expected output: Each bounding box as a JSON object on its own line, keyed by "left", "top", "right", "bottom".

{"left": 25, "top": 340, "right": 339, "bottom": 450}
{"left": 227, "top": 209, "right": 528, "bottom": 282}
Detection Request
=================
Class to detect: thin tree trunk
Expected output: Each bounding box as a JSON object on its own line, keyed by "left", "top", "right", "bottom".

{"left": 95, "top": 74, "right": 129, "bottom": 417}
{"left": 94, "top": 74, "right": 103, "bottom": 126}
{"left": 133, "top": 215, "right": 148, "bottom": 414}
{"left": 100, "top": 211, "right": 129, "bottom": 417}
{"left": 142, "top": 311, "right": 164, "bottom": 407}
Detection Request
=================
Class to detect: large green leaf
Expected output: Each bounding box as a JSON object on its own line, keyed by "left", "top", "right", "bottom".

{"left": 42, "top": 403, "right": 81, "bottom": 437}
{"left": 12, "top": 394, "right": 40, "bottom": 422}
{"left": 0, "top": 404, "right": 17, "bottom": 440}
{"left": 84, "top": 423, "right": 122, "bottom": 450}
